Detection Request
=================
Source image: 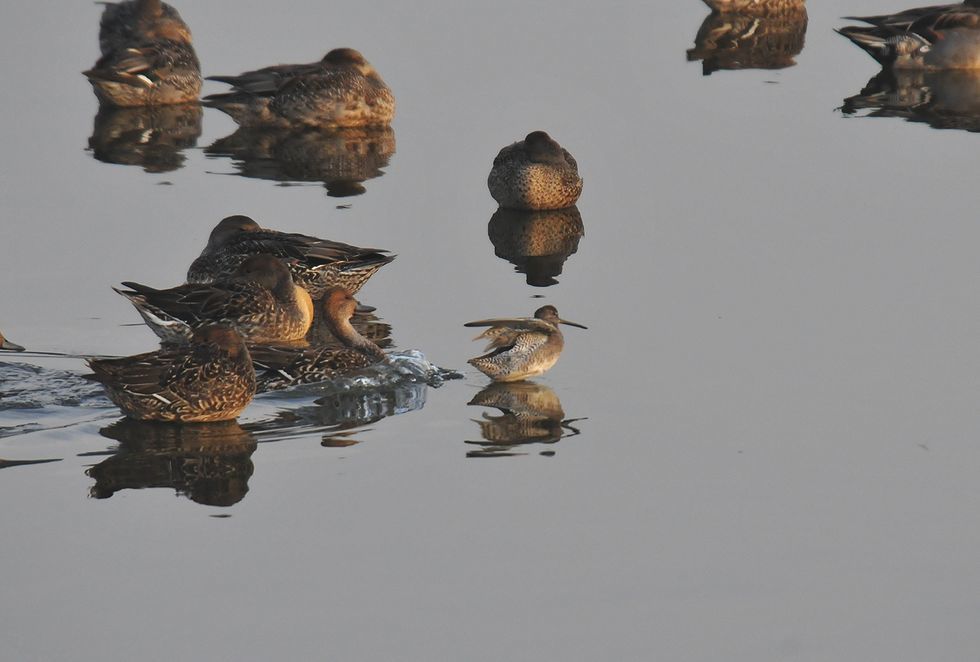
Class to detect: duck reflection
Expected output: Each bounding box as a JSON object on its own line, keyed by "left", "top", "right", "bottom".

{"left": 487, "top": 206, "right": 584, "bottom": 287}
{"left": 465, "top": 382, "right": 584, "bottom": 458}
{"left": 842, "top": 69, "right": 980, "bottom": 133}
{"left": 205, "top": 126, "right": 395, "bottom": 197}
{"left": 87, "top": 103, "right": 202, "bottom": 172}
{"left": 687, "top": 0, "right": 808, "bottom": 75}
{"left": 87, "top": 418, "right": 257, "bottom": 507}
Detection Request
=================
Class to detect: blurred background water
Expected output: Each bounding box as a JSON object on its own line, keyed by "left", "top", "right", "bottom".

{"left": 4, "top": 1, "right": 980, "bottom": 660}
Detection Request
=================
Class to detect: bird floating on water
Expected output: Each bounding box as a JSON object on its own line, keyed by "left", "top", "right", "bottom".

{"left": 85, "top": 325, "right": 256, "bottom": 422}
{"left": 0, "top": 330, "right": 24, "bottom": 352}
{"left": 250, "top": 287, "right": 387, "bottom": 391}
{"left": 117, "top": 254, "right": 314, "bottom": 344}
{"left": 84, "top": 0, "right": 201, "bottom": 106}
{"left": 204, "top": 48, "right": 395, "bottom": 128}
{"left": 187, "top": 215, "right": 393, "bottom": 298}
{"left": 838, "top": 1, "right": 980, "bottom": 69}
{"left": 488, "top": 131, "right": 583, "bottom": 211}
{"left": 465, "top": 305, "right": 586, "bottom": 382}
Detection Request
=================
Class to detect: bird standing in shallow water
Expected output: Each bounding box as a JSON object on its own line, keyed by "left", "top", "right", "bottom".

{"left": 117, "top": 254, "right": 314, "bottom": 344}
{"left": 250, "top": 287, "right": 387, "bottom": 391}
{"left": 488, "top": 131, "right": 583, "bottom": 210}
{"left": 187, "top": 215, "right": 393, "bottom": 298}
{"left": 465, "top": 305, "right": 586, "bottom": 382}
{"left": 838, "top": 2, "right": 980, "bottom": 69}
{"left": 85, "top": 325, "right": 256, "bottom": 422}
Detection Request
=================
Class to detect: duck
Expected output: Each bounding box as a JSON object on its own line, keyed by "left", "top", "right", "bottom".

{"left": 85, "top": 325, "right": 256, "bottom": 422}
{"left": 249, "top": 287, "right": 387, "bottom": 391}
{"left": 488, "top": 131, "right": 583, "bottom": 210}
{"left": 85, "top": 0, "right": 201, "bottom": 106}
{"left": 84, "top": 40, "right": 201, "bottom": 106}
{"left": 0, "top": 330, "right": 24, "bottom": 352}
{"left": 187, "top": 215, "right": 394, "bottom": 298}
{"left": 117, "top": 254, "right": 314, "bottom": 344}
{"left": 203, "top": 48, "right": 395, "bottom": 128}
{"left": 838, "top": 2, "right": 980, "bottom": 69}
{"left": 97, "top": 0, "right": 192, "bottom": 56}
{"left": 465, "top": 305, "right": 586, "bottom": 382}
{"left": 700, "top": 0, "right": 805, "bottom": 14}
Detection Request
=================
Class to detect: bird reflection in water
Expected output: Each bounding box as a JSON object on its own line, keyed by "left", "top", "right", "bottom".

{"left": 687, "top": 0, "right": 808, "bottom": 75}
{"left": 487, "top": 206, "right": 584, "bottom": 287}
{"left": 87, "top": 103, "right": 202, "bottom": 173}
{"left": 86, "top": 418, "right": 257, "bottom": 507}
{"left": 842, "top": 69, "right": 980, "bottom": 133}
{"left": 206, "top": 126, "right": 395, "bottom": 197}
{"left": 465, "top": 382, "right": 584, "bottom": 458}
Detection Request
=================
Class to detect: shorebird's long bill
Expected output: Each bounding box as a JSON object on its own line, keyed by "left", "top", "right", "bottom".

{"left": 558, "top": 318, "right": 587, "bottom": 329}
{"left": 0, "top": 337, "right": 25, "bottom": 351}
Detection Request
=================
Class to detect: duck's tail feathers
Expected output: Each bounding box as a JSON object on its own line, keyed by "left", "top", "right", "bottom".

{"left": 836, "top": 27, "right": 893, "bottom": 65}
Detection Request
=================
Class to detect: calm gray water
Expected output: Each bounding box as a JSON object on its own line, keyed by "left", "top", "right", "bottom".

{"left": 4, "top": 2, "right": 980, "bottom": 660}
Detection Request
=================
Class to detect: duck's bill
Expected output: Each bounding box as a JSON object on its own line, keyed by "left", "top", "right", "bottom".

{"left": 1, "top": 338, "right": 25, "bottom": 352}
{"left": 354, "top": 302, "right": 377, "bottom": 314}
{"left": 558, "top": 318, "right": 587, "bottom": 329}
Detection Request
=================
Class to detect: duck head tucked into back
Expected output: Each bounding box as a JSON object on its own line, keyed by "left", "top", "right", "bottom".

{"left": 204, "top": 215, "right": 263, "bottom": 250}
{"left": 320, "top": 48, "right": 378, "bottom": 78}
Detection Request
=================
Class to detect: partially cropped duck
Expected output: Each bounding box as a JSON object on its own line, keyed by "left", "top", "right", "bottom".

{"left": 250, "top": 287, "right": 387, "bottom": 391}
{"left": 203, "top": 48, "right": 395, "bottom": 128}
{"left": 97, "top": 0, "right": 192, "bottom": 56}
{"left": 117, "top": 254, "right": 314, "bottom": 344}
{"left": 85, "top": 0, "right": 201, "bottom": 106}
{"left": 187, "top": 215, "right": 394, "bottom": 298}
{"left": 488, "top": 131, "right": 583, "bottom": 210}
{"left": 838, "top": 1, "right": 980, "bottom": 69}
{"left": 85, "top": 325, "right": 255, "bottom": 422}
{"left": 465, "top": 305, "right": 586, "bottom": 382}
{"left": 0, "top": 330, "right": 24, "bottom": 352}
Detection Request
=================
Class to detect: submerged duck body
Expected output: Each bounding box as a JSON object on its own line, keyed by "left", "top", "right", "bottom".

{"left": 250, "top": 288, "right": 387, "bottom": 391}
{"left": 86, "top": 0, "right": 201, "bottom": 106}
{"left": 203, "top": 48, "right": 395, "bottom": 128}
{"left": 85, "top": 325, "right": 256, "bottom": 422}
{"left": 118, "top": 254, "right": 314, "bottom": 344}
{"left": 187, "top": 216, "right": 394, "bottom": 298}
{"left": 465, "top": 305, "right": 586, "bottom": 382}
{"left": 838, "top": 2, "right": 980, "bottom": 69}
{"left": 488, "top": 131, "right": 583, "bottom": 210}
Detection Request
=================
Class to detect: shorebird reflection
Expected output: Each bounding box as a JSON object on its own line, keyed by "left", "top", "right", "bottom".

{"left": 466, "top": 381, "right": 584, "bottom": 457}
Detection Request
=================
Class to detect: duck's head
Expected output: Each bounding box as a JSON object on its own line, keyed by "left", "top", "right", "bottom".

{"left": 191, "top": 324, "right": 247, "bottom": 358}
{"left": 206, "top": 215, "right": 262, "bottom": 248}
{"left": 135, "top": 0, "right": 193, "bottom": 44}
{"left": 320, "top": 286, "right": 363, "bottom": 324}
{"left": 321, "top": 48, "right": 376, "bottom": 77}
{"left": 0, "top": 330, "right": 24, "bottom": 352}
{"left": 534, "top": 305, "right": 587, "bottom": 329}
{"left": 524, "top": 131, "right": 566, "bottom": 165}
{"left": 234, "top": 254, "right": 294, "bottom": 296}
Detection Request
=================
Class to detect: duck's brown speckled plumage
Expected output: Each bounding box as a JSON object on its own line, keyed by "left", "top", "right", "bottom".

{"left": 465, "top": 305, "right": 586, "bottom": 382}
{"left": 700, "top": 0, "right": 806, "bottom": 16}
{"left": 86, "top": 0, "right": 200, "bottom": 106}
{"left": 118, "top": 254, "right": 314, "bottom": 344}
{"left": 204, "top": 48, "right": 395, "bottom": 128}
{"left": 838, "top": 1, "right": 980, "bottom": 69}
{"left": 85, "top": 325, "right": 256, "bottom": 422}
{"left": 250, "top": 288, "right": 387, "bottom": 391}
{"left": 187, "top": 216, "right": 393, "bottom": 298}
{"left": 488, "top": 131, "right": 583, "bottom": 211}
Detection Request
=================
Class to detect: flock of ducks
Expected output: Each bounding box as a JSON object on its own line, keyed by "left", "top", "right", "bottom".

{"left": 17, "top": 0, "right": 980, "bottom": 426}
